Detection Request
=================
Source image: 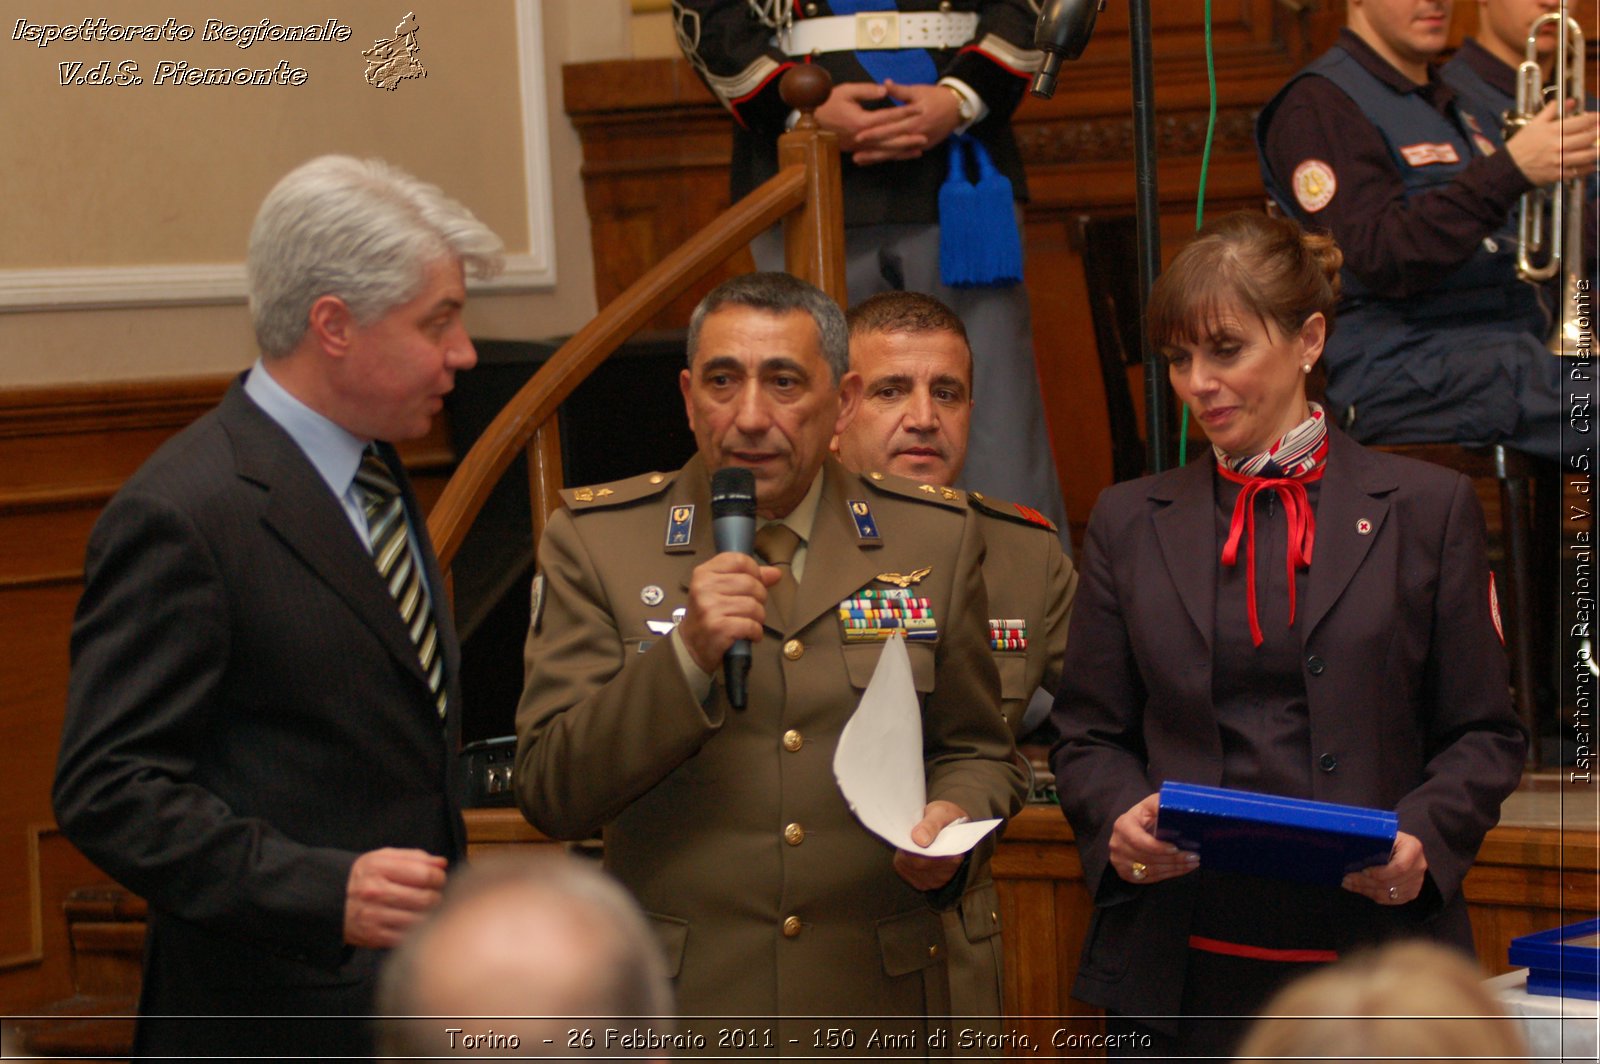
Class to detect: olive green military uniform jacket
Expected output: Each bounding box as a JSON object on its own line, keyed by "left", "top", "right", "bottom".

{"left": 932, "top": 494, "right": 1078, "bottom": 1021}
{"left": 971, "top": 496, "right": 1078, "bottom": 734}
{"left": 515, "top": 455, "right": 1025, "bottom": 1035}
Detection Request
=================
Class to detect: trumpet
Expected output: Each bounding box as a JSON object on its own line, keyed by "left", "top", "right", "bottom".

{"left": 1505, "top": 11, "right": 1591, "bottom": 357}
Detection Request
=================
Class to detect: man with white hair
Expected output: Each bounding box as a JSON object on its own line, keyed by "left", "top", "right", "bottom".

{"left": 53, "top": 154, "right": 502, "bottom": 1061}
{"left": 376, "top": 856, "right": 676, "bottom": 1059}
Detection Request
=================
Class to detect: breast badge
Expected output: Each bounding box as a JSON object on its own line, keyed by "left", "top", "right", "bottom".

{"left": 874, "top": 566, "right": 931, "bottom": 589}
{"left": 646, "top": 607, "right": 687, "bottom": 636}
{"left": 839, "top": 587, "right": 938, "bottom": 643}
{"left": 989, "top": 618, "right": 1028, "bottom": 652}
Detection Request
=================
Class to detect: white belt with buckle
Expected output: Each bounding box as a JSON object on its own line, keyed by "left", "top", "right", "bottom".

{"left": 777, "top": 11, "right": 980, "bottom": 55}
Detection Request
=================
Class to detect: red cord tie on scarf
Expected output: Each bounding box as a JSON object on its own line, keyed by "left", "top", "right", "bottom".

{"left": 1216, "top": 462, "right": 1324, "bottom": 647}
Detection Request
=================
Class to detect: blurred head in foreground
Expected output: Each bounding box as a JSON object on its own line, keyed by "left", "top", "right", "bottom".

{"left": 1235, "top": 940, "right": 1527, "bottom": 1064}
{"left": 376, "top": 855, "right": 675, "bottom": 1059}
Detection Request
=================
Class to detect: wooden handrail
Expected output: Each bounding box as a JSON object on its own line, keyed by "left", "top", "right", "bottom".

{"left": 427, "top": 65, "right": 844, "bottom": 579}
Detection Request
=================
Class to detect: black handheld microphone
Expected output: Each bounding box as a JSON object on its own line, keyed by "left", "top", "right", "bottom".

{"left": 710, "top": 466, "right": 758, "bottom": 710}
{"left": 1030, "top": 0, "right": 1105, "bottom": 99}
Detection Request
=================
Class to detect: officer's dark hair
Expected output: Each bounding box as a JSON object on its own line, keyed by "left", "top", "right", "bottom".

{"left": 1147, "top": 210, "right": 1342, "bottom": 352}
{"left": 846, "top": 291, "right": 974, "bottom": 391}
{"left": 686, "top": 272, "right": 849, "bottom": 381}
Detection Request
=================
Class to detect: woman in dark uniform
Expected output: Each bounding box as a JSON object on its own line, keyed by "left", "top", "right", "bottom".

{"left": 1050, "top": 211, "right": 1526, "bottom": 1058}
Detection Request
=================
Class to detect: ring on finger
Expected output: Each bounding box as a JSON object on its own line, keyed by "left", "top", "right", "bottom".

{"left": 1130, "top": 861, "right": 1148, "bottom": 881}
{"left": 1387, "top": 886, "right": 1398, "bottom": 902}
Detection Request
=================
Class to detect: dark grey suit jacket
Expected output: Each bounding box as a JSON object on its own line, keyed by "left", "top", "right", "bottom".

{"left": 53, "top": 377, "right": 465, "bottom": 1058}
{"left": 1049, "top": 428, "right": 1526, "bottom": 1023}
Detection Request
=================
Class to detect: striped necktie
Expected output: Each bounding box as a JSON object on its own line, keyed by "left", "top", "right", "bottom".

{"left": 353, "top": 448, "right": 447, "bottom": 720}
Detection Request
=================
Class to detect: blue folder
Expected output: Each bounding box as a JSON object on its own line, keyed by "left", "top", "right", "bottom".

{"left": 1156, "top": 781, "right": 1398, "bottom": 887}
{"left": 1508, "top": 919, "right": 1600, "bottom": 1000}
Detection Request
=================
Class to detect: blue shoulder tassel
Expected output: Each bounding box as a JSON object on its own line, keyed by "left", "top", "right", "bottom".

{"left": 939, "top": 134, "right": 1023, "bottom": 288}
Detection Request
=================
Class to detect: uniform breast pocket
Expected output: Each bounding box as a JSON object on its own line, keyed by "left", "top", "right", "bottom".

{"left": 842, "top": 641, "right": 937, "bottom": 694}
{"left": 644, "top": 911, "right": 689, "bottom": 978}
{"left": 994, "top": 653, "right": 1030, "bottom": 702}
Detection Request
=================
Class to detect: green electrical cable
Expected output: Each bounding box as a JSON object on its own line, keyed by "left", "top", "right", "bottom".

{"left": 1196, "top": 0, "right": 1218, "bottom": 233}
{"left": 1179, "top": 0, "right": 1219, "bottom": 466}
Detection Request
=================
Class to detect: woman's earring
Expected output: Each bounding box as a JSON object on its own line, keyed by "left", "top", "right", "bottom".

{"left": 1302, "top": 364, "right": 1312, "bottom": 374}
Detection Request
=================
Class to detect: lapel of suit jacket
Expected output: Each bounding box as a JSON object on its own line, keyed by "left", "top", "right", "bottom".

{"left": 1300, "top": 429, "right": 1398, "bottom": 640}
{"left": 1150, "top": 456, "right": 1220, "bottom": 652}
{"left": 221, "top": 383, "right": 434, "bottom": 692}
{"left": 785, "top": 459, "right": 885, "bottom": 636}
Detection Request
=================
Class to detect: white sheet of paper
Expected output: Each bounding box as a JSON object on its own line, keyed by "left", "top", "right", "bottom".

{"left": 832, "top": 634, "right": 1001, "bottom": 857}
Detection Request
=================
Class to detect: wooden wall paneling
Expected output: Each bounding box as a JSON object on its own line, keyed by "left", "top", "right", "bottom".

{"left": 1465, "top": 826, "right": 1600, "bottom": 976}
{"left": 0, "top": 376, "right": 454, "bottom": 1014}
{"left": 0, "top": 379, "right": 233, "bottom": 1014}
{"left": 563, "top": 59, "right": 755, "bottom": 329}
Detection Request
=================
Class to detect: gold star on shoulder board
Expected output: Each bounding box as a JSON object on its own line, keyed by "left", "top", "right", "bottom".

{"left": 875, "top": 566, "right": 932, "bottom": 589}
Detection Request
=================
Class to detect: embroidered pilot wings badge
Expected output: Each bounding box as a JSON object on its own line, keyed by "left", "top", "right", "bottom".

{"left": 874, "top": 566, "right": 931, "bottom": 589}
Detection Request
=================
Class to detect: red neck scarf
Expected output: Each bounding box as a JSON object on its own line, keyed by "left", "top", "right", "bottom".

{"left": 1214, "top": 410, "right": 1329, "bottom": 647}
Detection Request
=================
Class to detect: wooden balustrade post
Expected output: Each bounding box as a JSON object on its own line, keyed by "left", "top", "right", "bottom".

{"left": 526, "top": 420, "right": 565, "bottom": 553}
{"left": 776, "top": 66, "right": 847, "bottom": 305}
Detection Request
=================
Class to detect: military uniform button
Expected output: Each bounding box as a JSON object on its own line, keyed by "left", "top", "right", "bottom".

{"left": 804, "top": 3, "right": 818, "bottom": 15}
{"left": 784, "top": 823, "right": 806, "bottom": 846}
{"left": 782, "top": 915, "right": 802, "bottom": 937}
{"left": 928, "top": 944, "right": 941, "bottom": 959}
{"left": 783, "top": 729, "right": 804, "bottom": 752}
{"left": 870, "top": 472, "right": 884, "bottom": 480}
{"left": 1318, "top": 752, "right": 1338, "bottom": 772}
{"left": 649, "top": 474, "right": 664, "bottom": 484}
{"left": 1306, "top": 655, "right": 1326, "bottom": 675}
{"left": 784, "top": 639, "right": 804, "bottom": 660}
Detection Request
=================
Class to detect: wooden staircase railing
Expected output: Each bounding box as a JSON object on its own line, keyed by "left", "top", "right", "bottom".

{"left": 428, "top": 65, "right": 845, "bottom": 575}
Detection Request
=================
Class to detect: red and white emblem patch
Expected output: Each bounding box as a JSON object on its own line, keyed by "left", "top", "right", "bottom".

{"left": 1292, "top": 159, "right": 1337, "bottom": 213}
{"left": 1399, "top": 142, "right": 1461, "bottom": 166}
{"left": 1489, "top": 572, "right": 1504, "bottom": 645}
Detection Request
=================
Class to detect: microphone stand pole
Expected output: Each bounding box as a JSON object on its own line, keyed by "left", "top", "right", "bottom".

{"left": 1030, "top": 1, "right": 1164, "bottom": 470}
{"left": 1128, "top": 0, "right": 1167, "bottom": 472}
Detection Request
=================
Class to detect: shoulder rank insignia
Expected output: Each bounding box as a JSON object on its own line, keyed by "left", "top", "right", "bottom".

{"left": 839, "top": 586, "right": 938, "bottom": 642}
{"left": 847, "top": 499, "right": 880, "bottom": 540}
{"left": 969, "top": 491, "right": 1058, "bottom": 533}
{"left": 864, "top": 471, "right": 965, "bottom": 509}
{"left": 564, "top": 471, "right": 672, "bottom": 511}
{"left": 664, "top": 504, "right": 695, "bottom": 548}
{"left": 875, "top": 566, "right": 931, "bottom": 589}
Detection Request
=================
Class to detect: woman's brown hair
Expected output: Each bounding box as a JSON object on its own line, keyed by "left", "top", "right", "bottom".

{"left": 1147, "top": 211, "right": 1342, "bottom": 353}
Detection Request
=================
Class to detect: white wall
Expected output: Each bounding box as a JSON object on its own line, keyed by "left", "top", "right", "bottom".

{"left": 0, "top": 0, "right": 632, "bottom": 386}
